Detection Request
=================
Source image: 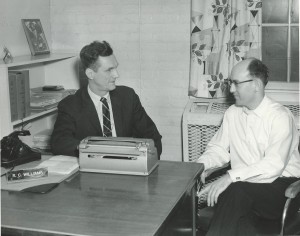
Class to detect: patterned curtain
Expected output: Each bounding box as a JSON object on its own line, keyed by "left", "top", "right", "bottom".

{"left": 189, "top": 0, "right": 262, "bottom": 98}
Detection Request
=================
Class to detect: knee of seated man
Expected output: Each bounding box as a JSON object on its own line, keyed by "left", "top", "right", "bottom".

{"left": 219, "top": 182, "right": 252, "bottom": 202}
{"left": 226, "top": 181, "right": 250, "bottom": 193}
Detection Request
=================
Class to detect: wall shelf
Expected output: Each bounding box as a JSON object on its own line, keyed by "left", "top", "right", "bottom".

{"left": 12, "top": 108, "right": 57, "bottom": 127}
{"left": 0, "top": 53, "right": 75, "bottom": 68}
{"left": 0, "top": 53, "right": 79, "bottom": 142}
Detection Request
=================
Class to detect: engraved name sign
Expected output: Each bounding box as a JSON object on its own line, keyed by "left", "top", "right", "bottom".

{"left": 6, "top": 168, "right": 48, "bottom": 183}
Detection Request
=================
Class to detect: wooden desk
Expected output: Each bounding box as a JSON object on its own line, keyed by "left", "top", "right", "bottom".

{"left": 2, "top": 161, "right": 203, "bottom": 236}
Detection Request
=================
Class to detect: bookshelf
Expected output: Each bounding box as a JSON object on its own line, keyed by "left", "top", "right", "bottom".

{"left": 0, "top": 53, "right": 79, "bottom": 145}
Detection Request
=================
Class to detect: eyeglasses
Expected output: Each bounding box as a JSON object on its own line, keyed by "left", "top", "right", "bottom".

{"left": 228, "top": 79, "right": 253, "bottom": 87}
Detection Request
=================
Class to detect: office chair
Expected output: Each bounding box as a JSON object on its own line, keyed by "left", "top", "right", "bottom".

{"left": 197, "top": 142, "right": 300, "bottom": 236}
{"left": 166, "top": 153, "right": 300, "bottom": 236}
{"left": 196, "top": 167, "right": 300, "bottom": 236}
{"left": 164, "top": 176, "right": 300, "bottom": 236}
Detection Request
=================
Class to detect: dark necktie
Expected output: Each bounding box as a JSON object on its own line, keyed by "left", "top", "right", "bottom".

{"left": 100, "top": 97, "right": 112, "bottom": 137}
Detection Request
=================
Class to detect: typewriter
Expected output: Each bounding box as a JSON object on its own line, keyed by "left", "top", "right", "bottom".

{"left": 79, "top": 137, "right": 159, "bottom": 176}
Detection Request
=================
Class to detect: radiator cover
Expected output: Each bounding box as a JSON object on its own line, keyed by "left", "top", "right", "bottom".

{"left": 182, "top": 98, "right": 299, "bottom": 162}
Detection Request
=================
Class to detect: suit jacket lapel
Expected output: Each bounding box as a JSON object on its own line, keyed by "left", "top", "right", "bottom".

{"left": 81, "top": 86, "right": 103, "bottom": 135}
{"left": 110, "top": 90, "right": 123, "bottom": 136}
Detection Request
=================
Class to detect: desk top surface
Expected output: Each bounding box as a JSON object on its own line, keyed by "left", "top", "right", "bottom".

{"left": 1, "top": 161, "right": 203, "bottom": 236}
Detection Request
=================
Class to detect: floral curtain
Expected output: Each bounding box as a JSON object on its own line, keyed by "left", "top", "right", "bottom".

{"left": 189, "top": 0, "right": 262, "bottom": 98}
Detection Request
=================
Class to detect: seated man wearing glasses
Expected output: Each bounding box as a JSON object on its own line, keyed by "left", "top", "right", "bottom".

{"left": 196, "top": 58, "right": 300, "bottom": 236}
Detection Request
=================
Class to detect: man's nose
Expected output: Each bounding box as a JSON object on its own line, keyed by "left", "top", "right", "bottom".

{"left": 230, "top": 84, "right": 236, "bottom": 93}
{"left": 111, "top": 69, "right": 119, "bottom": 78}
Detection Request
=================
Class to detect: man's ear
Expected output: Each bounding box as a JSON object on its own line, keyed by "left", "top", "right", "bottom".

{"left": 254, "top": 78, "right": 263, "bottom": 92}
{"left": 85, "top": 68, "right": 94, "bottom": 80}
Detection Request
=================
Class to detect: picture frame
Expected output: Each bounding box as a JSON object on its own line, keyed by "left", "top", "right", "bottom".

{"left": 21, "top": 19, "right": 50, "bottom": 56}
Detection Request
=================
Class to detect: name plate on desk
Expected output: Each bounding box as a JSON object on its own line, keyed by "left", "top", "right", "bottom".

{"left": 6, "top": 168, "right": 48, "bottom": 183}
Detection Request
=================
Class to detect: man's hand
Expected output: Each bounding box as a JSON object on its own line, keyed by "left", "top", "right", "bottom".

{"left": 200, "top": 170, "right": 208, "bottom": 184}
{"left": 199, "top": 173, "right": 232, "bottom": 207}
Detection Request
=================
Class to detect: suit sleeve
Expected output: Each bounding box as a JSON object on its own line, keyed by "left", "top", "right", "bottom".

{"left": 131, "top": 91, "right": 162, "bottom": 159}
{"left": 50, "top": 101, "right": 80, "bottom": 157}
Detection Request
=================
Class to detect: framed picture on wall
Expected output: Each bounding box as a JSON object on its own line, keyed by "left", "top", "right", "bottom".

{"left": 21, "top": 19, "right": 50, "bottom": 56}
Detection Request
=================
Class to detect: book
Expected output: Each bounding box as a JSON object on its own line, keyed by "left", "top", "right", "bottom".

{"left": 8, "top": 73, "right": 18, "bottom": 121}
{"left": 16, "top": 72, "right": 26, "bottom": 119}
{"left": 22, "top": 70, "right": 31, "bottom": 117}
{"left": 42, "top": 85, "right": 64, "bottom": 91}
{"left": 9, "top": 70, "right": 31, "bottom": 120}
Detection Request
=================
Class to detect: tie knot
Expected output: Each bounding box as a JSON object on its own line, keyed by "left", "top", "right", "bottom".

{"left": 100, "top": 97, "right": 107, "bottom": 103}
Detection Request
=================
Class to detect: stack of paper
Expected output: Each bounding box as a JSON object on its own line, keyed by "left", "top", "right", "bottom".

{"left": 1, "top": 155, "right": 79, "bottom": 192}
{"left": 37, "top": 155, "right": 79, "bottom": 175}
{"left": 30, "top": 87, "right": 77, "bottom": 111}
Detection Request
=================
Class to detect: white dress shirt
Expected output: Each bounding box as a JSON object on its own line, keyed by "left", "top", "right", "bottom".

{"left": 196, "top": 95, "right": 300, "bottom": 183}
{"left": 88, "top": 86, "right": 117, "bottom": 137}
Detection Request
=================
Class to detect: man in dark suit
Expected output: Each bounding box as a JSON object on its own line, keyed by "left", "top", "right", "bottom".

{"left": 51, "top": 40, "right": 162, "bottom": 158}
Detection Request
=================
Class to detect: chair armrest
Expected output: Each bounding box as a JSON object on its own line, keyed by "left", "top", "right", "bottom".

{"left": 285, "top": 180, "right": 300, "bottom": 199}
{"left": 197, "top": 163, "right": 231, "bottom": 210}
{"left": 205, "top": 163, "right": 231, "bottom": 182}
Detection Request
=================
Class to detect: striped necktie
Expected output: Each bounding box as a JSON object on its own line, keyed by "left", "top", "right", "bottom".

{"left": 100, "top": 97, "right": 112, "bottom": 137}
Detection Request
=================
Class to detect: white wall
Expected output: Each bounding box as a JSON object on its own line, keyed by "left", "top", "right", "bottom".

{"left": 0, "top": 0, "right": 51, "bottom": 57}
{"left": 50, "top": 0, "right": 191, "bottom": 161}
{"left": 1, "top": 0, "right": 191, "bottom": 161}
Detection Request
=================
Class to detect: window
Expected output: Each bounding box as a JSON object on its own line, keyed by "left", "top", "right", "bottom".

{"left": 262, "top": 0, "right": 299, "bottom": 88}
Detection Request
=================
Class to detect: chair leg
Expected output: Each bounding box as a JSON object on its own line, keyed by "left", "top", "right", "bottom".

{"left": 280, "top": 198, "right": 292, "bottom": 236}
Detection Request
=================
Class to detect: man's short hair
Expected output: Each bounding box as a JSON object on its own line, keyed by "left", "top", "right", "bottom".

{"left": 247, "top": 58, "right": 269, "bottom": 86}
{"left": 80, "top": 40, "right": 113, "bottom": 71}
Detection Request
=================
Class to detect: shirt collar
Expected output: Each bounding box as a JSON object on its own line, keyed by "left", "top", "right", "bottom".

{"left": 242, "top": 95, "right": 269, "bottom": 117}
{"left": 88, "top": 85, "right": 110, "bottom": 104}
